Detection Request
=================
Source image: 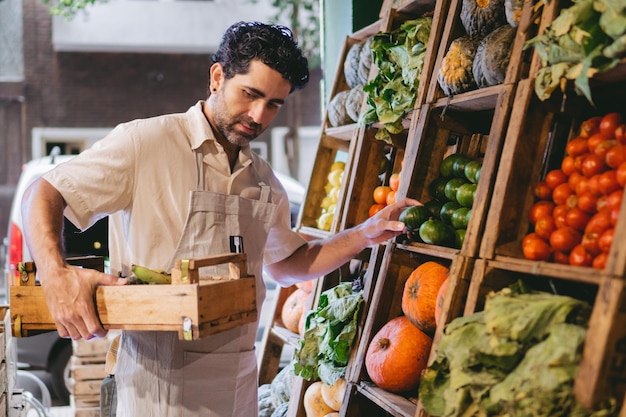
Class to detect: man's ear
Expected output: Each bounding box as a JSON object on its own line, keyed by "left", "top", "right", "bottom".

{"left": 209, "top": 63, "right": 224, "bottom": 93}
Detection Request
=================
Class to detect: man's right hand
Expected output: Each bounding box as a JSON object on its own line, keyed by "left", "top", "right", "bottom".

{"left": 40, "top": 265, "right": 127, "bottom": 340}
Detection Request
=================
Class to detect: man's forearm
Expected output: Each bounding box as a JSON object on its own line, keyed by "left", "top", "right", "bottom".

{"left": 21, "top": 178, "right": 68, "bottom": 278}
{"left": 267, "top": 226, "right": 369, "bottom": 286}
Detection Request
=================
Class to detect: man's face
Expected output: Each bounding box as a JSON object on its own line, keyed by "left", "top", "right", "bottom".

{"left": 210, "top": 60, "right": 292, "bottom": 147}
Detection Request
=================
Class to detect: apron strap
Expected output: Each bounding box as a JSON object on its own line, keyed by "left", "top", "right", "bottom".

{"left": 259, "top": 183, "right": 271, "bottom": 203}
{"left": 195, "top": 151, "right": 205, "bottom": 191}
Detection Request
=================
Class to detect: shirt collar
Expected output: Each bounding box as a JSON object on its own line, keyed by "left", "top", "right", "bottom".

{"left": 186, "top": 100, "right": 255, "bottom": 168}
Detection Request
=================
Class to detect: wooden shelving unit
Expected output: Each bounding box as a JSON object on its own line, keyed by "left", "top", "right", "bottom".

{"left": 259, "top": 0, "right": 626, "bottom": 416}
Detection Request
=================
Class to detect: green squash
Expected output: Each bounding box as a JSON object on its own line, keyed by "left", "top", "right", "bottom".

{"left": 460, "top": 0, "right": 507, "bottom": 38}
{"left": 472, "top": 24, "right": 516, "bottom": 88}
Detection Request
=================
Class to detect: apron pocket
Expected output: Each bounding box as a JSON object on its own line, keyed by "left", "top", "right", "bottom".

{"left": 182, "top": 350, "right": 256, "bottom": 417}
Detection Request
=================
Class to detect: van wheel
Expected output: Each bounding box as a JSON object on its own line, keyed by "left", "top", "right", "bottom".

{"left": 49, "top": 342, "right": 72, "bottom": 404}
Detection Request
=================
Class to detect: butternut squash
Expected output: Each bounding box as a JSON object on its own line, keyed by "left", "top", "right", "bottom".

{"left": 304, "top": 381, "right": 335, "bottom": 417}
{"left": 320, "top": 378, "right": 346, "bottom": 411}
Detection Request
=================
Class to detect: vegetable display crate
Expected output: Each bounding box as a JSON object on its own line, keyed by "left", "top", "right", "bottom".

{"left": 296, "top": 22, "right": 382, "bottom": 238}
{"left": 399, "top": 83, "right": 516, "bottom": 258}
{"left": 343, "top": 245, "right": 475, "bottom": 417}
{"left": 447, "top": 258, "right": 625, "bottom": 412}
{"left": 286, "top": 248, "right": 374, "bottom": 417}
{"left": 424, "top": 0, "right": 536, "bottom": 106}
{"left": 479, "top": 76, "right": 626, "bottom": 275}
{"left": 10, "top": 253, "right": 257, "bottom": 341}
{"left": 340, "top": 127, "right": 407, "bottom": 231}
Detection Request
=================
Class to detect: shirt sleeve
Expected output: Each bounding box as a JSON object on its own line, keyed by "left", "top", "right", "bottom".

{"left": 260, "top": 169, "right": 307, "bottom": 266}
{"left": 43, "top": 124, "right": 136, "bottom": 230}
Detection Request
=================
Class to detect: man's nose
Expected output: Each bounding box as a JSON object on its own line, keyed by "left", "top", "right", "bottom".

{"left": 248, "top": 101, "right": 270, "bottom": 124}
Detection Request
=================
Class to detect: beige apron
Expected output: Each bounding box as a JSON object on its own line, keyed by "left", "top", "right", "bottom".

{"left": 115, "top": 152, "right": 277, "bottom": 417}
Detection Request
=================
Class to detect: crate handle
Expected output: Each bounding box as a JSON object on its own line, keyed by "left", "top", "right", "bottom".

{"left": 170, "top": 253, "right": 250, "bottom": 285}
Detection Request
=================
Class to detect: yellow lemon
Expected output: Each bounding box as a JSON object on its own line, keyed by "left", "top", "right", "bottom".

{"left": 328, "top": 186, "right": 341, "bottom": 203}
{"left": 330, "top": 161, "right": 346, "bottom": 172}
{"left": 327, "top": 169, "right": 343, "bottom": 188}
{"left": 320, "top": 196, "right": 335, "bottom": 211}
{"left": 317, "top": 212, "right": 334, "bottom": 231}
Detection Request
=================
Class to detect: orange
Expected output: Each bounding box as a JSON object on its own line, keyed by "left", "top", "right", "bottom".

{"left": 373, "top": 186, "right": 392, "bottom": 205}
{"left": 389, "top": 173, "right": 401, "bottom": 192}
{"left": 369, "top": 203, "right": 386, "bottom": 217}
{"left": 386, "top": 190, "right": 396, "bottom": 206}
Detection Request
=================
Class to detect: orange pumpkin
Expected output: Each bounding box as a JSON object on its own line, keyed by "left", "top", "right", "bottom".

{"left": 401, "top": 261, "right": 449, "bottom": 335}
{"left": 435, "top": 276, "right": 449, "bottom": 327}
{"left": 281, "top": 288, "right": 310, "bottom": 333}
{"left": 296, "top": 278, "right": 316, "bottom": 294}
{"left": 365, "top": 316, "right": 432, "bottom": 393}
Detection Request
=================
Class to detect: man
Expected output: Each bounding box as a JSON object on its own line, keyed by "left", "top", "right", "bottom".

{"left": 21, "top": 21, "right": 418, "bottom": 416}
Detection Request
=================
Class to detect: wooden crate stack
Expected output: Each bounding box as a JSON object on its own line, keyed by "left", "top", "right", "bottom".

{"left": 0, "top": 307, "right": 11, "bottom": 416}
{"left": 261, "top": 0, "right": 626, "bottom": 415}
{"left": 71, "top": 333, "right": 116, "bottom": 417}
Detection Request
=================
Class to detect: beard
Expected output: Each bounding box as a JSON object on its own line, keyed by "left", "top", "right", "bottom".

{"left": 211, "top": 96, "right": 263, "bottom": 147}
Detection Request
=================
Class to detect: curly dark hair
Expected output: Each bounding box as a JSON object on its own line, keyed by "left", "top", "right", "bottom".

{"left": 211, "top": 21, "right": 309, "bottom": 92}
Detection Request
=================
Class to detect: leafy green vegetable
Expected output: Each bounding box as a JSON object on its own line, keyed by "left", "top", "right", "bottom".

{"left": 291, "top": 282, "right": 363, "bottom": 386}
{"left": 419, "top": 284, "right": 618, "bottom": 417}
{"left": 359, "top": 17, "right": 432, "bottom": 143}
{"left": 524, "top": 0, "right": 626, "bottom": 105}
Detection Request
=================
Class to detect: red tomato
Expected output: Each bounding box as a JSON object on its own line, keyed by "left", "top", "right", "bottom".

{"left": 553, "top": 250, "right": 570, "bottom": 265}
{"left": 598, "top": 170, "right": 620, "bottom": 195}
{"left": 522, "top": 234, "right": 552, "bottom": 261}
{"left": 545, "top": 169, "right": 568, "bottom": 189}
{"left": 534, "top": 215, "right": 557, "bottom": 240}
{"left": 569, "top": 244, "right": 593, "bottom": 267}
{"left": 534, "top": 181, "right": 553, "bottom": 200}
{"left": 528, "top": 200, "right": 555, "bottom": 224}
{"left": 598, "top": 228, "right": 614, "bottom": 253}
{"left": 569, "top": 172, "right": 586, "bottom": 194}
{"left": 565, "top": 207, "right": 591, "bottom": 231}
{"left": 579, "top": 116, "right": 602, "bottom": 138}
{"left": 587, "top": 133, "right": 606, "bottom": 153}
{"left": 585, "top": 210, "right": 613, "bottom": 234}
{"left": 599, "top": 112, "right": 623, "bottom": 139}
{"left": 581, "top": 153, "right": 606, "bottom": 178}
{"left": 605, "top": 189, "right": 623, "bottom": 211}
{"left": 605, "top": 143, "right": 626, "bottom": 168}
{"left": 549, "top": 226, "right": 582, "bottom": 253}
{"left": 577, "top": 191, "right": 599, "bottom": 214}
{"left": 592, "top": 252, "right": 608, "bottom": 269}
{"left": 581, "top": 231, "right": 601, "bottom": 255}
{"left": 594, "top": 139, "right": 617, "bottom": 160}
{"left": 561, "top": 155, "right": 577, "bottom": 176}
{"left": 587, "top": 174, "right": 603, "bottom": 196}
{"left": 552, "top": 183, "right": 573, "bottom": 206}
{"left": 553, "top": 204, "right": 569, "bottom": 229}
{"left": 566, "top": 136, "right": 589, "bottom": 156}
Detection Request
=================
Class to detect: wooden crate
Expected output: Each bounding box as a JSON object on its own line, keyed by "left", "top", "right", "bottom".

{"left": 340, "top": 128, "right": 406, "bottom": 231}
{"left": 343, "top": 244, "right": 470, "bottom": 417}
{"left": 478, "top": 76, "right": 626, "bottom": 276}
{"left": 399, "top": 82, "right": 516, "bottom": 258}
{"left": 424, "top": 0, "right": 538, "bottom": 105}
{"left": 442, "top": 258, "right": 624, "bottom": 410}
{"left": 297, "top": 21, "right": 383, "bottom": 238}
{"left": 10, "top": 253, "right": 257, "bottom": 340}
